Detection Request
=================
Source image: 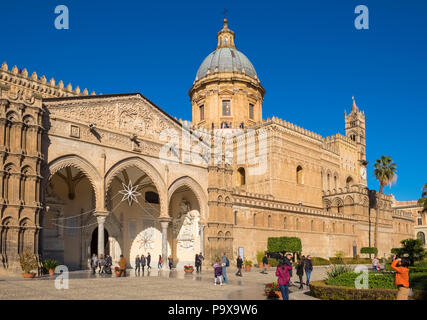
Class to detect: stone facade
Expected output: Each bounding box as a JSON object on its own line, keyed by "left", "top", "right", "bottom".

{"left": 392, "top": 199, "right": 426, "bottom": 248}
{"left": 0, "top": 19, "right": 415, "bottom": 273}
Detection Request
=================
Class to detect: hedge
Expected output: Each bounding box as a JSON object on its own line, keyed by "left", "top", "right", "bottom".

{"left": 267, "top": 237, "right": 302, "bottom": 253}
{"left": 309, "top": 281, "right": 427, "bottom": 300}
{"left": 360, "top": 247, "right": 378, "bottom": 255}
{"left": 311, "top": 257, "right": 330, "bottom": 266}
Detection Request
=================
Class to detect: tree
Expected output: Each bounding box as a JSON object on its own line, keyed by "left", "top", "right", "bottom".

{"left": 267, "top": 237, "right": 302, "bottom": 259}
{"left": 373, "top": 156, "right": 397, "bottom": 248}
{"left": 417, "top": 183, "right": 427, "bottom": 213}
{"left": 392, "top": 238, "right": 426, "bottom": 266}
{"left": 360, "top": 247, "right": 378, "bottom": 259}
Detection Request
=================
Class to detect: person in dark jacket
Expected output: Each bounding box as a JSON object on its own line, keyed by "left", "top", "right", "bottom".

{"left": 296, "top": 256, "right": 305, "bottom": 289}
{"left": 304, "top": 255, "right": 313, "bottom": 286}
{"left": 146, "top": 253, "right": 151, "bottom": 270}
{"left": 198, "top": 253, "right": 204, "bottom": 273}
{"left": 195, "top": 254, "right": 201, "bottom": 273}
{"left": 261, "top": 253, "right": 269, "bottom": 274}
{"left": 168, "top": 255, "right": 173, "bottom": 270}
{"left": 135, "top": 255, "right": 141, "bottom": 276}
{"left": 236, "top": 256, "right": 243, "bottom": 277}
{"left": 140, "top": 254, "right": 146, "bottom": 274}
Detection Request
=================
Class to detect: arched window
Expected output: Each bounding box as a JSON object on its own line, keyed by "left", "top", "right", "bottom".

{"left": 417, "top": 232, "right": 426, "bottom": 245}
{"left": 334, "top": 175, "right": 338, "bottom": 189}
{"left": 268, "top": 215, "right": 271, "bottom": 228}
{"left": 323, "top": 222, "right": 326, "bottom": 232}
{"left": 283, "top": 216, "right": 287, "bottom": 229}
{"left": 253, "top": 213, "right": 256, "bottom": 227}
{"left": 296, "top": 218, "right": 299, "bottom": 230}
{"left": 145, "top": 191, "right": 159, "bottom": 204}
{"left": 332, "top": 223, "right": 336, "bottom": 233}
{"left": 310, "top": 220, "right": 314, "bottom": 231}
{"left": 337, "top": 203, "right": 343, "bottom": 214}
{"left": 346, "top": 176, "right": 353, "bottom": 187}
{"left": 327, "top": 173, "right": 331, "bottom": 190}
{"left": 296, "top": 166, "right": 303, "bottom": 184}
{"left": 234, "top": 211, "right": 237, "bottom": 225}
{"left": 237, "top": 167, "right": 246, "bottom": 186}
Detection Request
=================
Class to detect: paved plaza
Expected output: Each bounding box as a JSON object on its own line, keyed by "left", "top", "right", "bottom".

{"left": 0, "top": 266, "right": 329, "bottom": 300}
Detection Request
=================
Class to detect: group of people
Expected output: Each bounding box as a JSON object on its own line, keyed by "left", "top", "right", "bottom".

{"left": 212, "top": 252, "right": 231, "bottom": 285}
{"left": 91, "top": 253, "right": 113, "bottom": 275}
{"left": 134, "top": 253, "right": 152, "bottom": 275}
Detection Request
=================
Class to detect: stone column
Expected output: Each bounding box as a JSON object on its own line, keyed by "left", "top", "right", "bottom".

{"left": 160, "top": 221, "right": 169, "bottom": 271}
{"left": 199, "top": 224, "right": 205, "bottom": 255}
{"left": 95, "top": 214, "right": 107, "bottom": 257}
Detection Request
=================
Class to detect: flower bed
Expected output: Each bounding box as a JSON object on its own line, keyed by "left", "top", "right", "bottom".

{"left": 309, "top": 281, "right": 427, "bottom": 300}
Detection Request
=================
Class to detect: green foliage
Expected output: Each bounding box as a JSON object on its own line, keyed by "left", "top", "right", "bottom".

{"left": 373, "top": 156, "right": 397, "bottom": 193}
{"left": 43, "top": 259, "right": 59, "bottom": 270}
{"left": 243, "top": 260, "right": 253, "bottom": 266}
{"left": 417, "top": 183, "right": 427, "bottom": 212}
{"left": 393, "top": 238, "right": 426, "bottom": 265}
{"left": 410, "top": 272, "right": 427, "bottom": 291}
{"left": 267, "top": 258, "right": 279, "bottom": 267}
{"left": 326, "top": 272, "right": 395, "bottom": 289}
{"left": 19, "top": 251, "right": 38, "bottom": 274}
{"left": 256, "top": 251, "right": 265, "bottom": 264}
{"left": 360, "top": 247, "right": 378, "bottom": 255}
{"left": 326, "top": 265, "right": 353, "bottom": 279}
{"left": 267, "top": 237, "right": 302, "bottom": 253}
{"left": 311, "top": 257, "right": 330, "bottom": 266}
{"left": 391, "top": 248, "right": 400, "bottom": 255}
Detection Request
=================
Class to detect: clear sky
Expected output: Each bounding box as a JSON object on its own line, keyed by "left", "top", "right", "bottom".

{"left": 0, "top": 0, "right": 425, "bottom": 200}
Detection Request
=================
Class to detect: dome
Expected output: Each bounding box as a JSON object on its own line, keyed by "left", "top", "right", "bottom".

{"left": 195, "top": 47, "right": 258, "bottom": 81}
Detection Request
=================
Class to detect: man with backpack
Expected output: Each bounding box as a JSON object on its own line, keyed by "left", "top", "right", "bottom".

{"left": 221, "top": 252, "right": 230, "bottom": 284}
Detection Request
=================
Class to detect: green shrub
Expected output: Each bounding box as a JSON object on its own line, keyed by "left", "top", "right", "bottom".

{"left": 267, "top": 237, "right": 302, "bottom": 253}
{"left": 360, "top": 247, "right": 378, "bottom": 255}
{"left": 410, "top": 272, "right": 427, "bottom": 291}
{"left": 326, "top": 272, "right": 395, "bottom": 289}
{"left": 267, "top": 258, "right": 279, "bottom": 267}
{"left": 19, "top": 251, "right": 38, "bottom": 274}
{"left": 392, "top": 238, "right": 426, "bottom": 266}
{"left": 326, "top": 265, "right": 353, "bottom": 279}
{"left": 329, "top": 257, "right": 343, "bottom": 264}
{"left": 43, "top": 259, "right": 59, "bottom": 270}
{"left": 311, "top": 257, "right": 330, "bottom": 266}
{"left": 256, "top": 251, "right": 265, "bottom": 264}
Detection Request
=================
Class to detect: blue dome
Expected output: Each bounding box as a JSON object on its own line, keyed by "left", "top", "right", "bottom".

{"left": 195, "top": 47, "right": 257, "bottom": 81}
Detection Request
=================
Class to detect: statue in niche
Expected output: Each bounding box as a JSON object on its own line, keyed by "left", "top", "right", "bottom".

{"left": 174, "top": 199, "right": 199, "bottom": 250}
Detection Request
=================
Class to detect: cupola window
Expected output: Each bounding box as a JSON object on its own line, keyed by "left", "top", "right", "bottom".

{"left": 199, "top": 105, "right": 204, "bottom": 121}
{"left": 222, "top": 100, "right": 231, "bottom": 116}
{"left": 249, "top": 103, "right": 254, "bottom": 120}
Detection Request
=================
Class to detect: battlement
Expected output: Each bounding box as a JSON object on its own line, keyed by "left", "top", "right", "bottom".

{"left": 264, "top": 116, "right": 324, "bottom": 141}
{"left": 0, "top": 61, "right": 95, "bottom": 98}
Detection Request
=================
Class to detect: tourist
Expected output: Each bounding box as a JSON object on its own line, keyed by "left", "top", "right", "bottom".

{"left": 261, "top": 253, "right": 269, "bottom": 274}
{"left": 221, "top": 252, "right": 229, "bottom": 284}
{"left": 140, "top": 254, "right": 146, "bottom": 274}
{"left": 195, "top": 254, "right": 201, "bottom": 273}
{"left": 391, "top": 256, "right": 410, "bottom": 300}
{"left": 284, "top": 254, "right": 293, "bottom": 285}
{"left": 91, "top": 253, "right": 98, "bottom": 274}
{"left": 296, "top": 256, "right": 305, "bottom": 289}
{"left": 168, "top": 255, "right": 173, "bottom": 270}
{"left": 213, "top": 260, "right": 223, "bottom": 285}
{"left": 372, "top": 256, "right": 379, "bottom": 272}
{"left": 276, "top": 260, "right": 292, "bottom": 300}
{"left": 199, "top": 252, "right": 204, "bottom": 272}
{"left": 158, "top": 255, "right": 162, "bottom": 269}
{"left": 236, "top": 255, "right": 243, "bottom": 277}
{"left": 98, "top": 254, "right": 105, "bottom": 274}
{"left": 147, "top": 253, "right": 151, "bottom": 270}
{"left": 104, "top": 254, "right": 112, "bottom": 274}
{"left": 119, "top": 254, "right": 127, "bottom": 277}
{"left": 135, "top": 255, "right": 141, "bottom": 276}
{"left": 304, "top": 255, "right": 313, "bottom": 286}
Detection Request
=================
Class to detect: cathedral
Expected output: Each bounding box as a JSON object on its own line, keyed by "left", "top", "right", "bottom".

{"left": 0, "top": 19, "right": 414, "bottom": 272}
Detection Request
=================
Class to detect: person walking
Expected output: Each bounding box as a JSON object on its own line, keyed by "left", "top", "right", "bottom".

{"left": 276, "top": 260, "right": 292, "bottom": 300}
{"left": 168, "top": 255, "right": 173, "bottom": 270}
{"left": 221, "top": 252, "right": 229, "bottom": 284}
{"left": 98, "top": 254, "right": 105, "bottom": 274}
{"left": 140, "top": 254, "right": 146, "bottom": 274}
{"left": 146, "top": 252, "right": 151, "bottom": 270}
{"left": 195, "top": 254, "right": 201, "bottom": 273}
{"left": 119, "top": 254, "right": 127, "bottom": 277}
{"left": 213, "top": 260, "right": 223, "bottom": 285}
{"left": 198, "top": 252, "right": 204, "bottom": 273}
{"left": 91, "top": 253, "right": 98, "bottom": 274}
{"left": 236, "top": 255, "right": 243, "bottom": 277}
{"left": 261, "top": 253, "right": 269, "bottom": 274}
{"left": 296, "top": 256, "right": 305, "bottom": 289}
{"left": 391, "top": 257, "right": 410, "bottom": 300}
{"left": 304, "top": 255, "right": 313, "bottom": 286}
{"left": 104, "top": 254, "right": 112, "bottom": 274}
{"left": 158, "top": 255, "right": 163, "bottom": 269}
{"left": 135, "top": 255, "right": 141, "bottom": 276}
{"left": 372, "top": 256, "right": 379, "bottom": 272}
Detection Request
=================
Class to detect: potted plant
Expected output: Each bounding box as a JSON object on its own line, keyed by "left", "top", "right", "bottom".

{"left": 20, "top": 251, "right": 38, "bottom": 278}
{"left": 264, "top": 282, "right": 282, "bottom": 299}
{"left": 184, "top": 265, "right": 194, "bottom": 273}
{"left": 114, "top": 266, "right": 120, "bottom": 276}
{"left": 243, "top": 260, "right": 253, "bottom": 272}
{"left": 43, "top": 259, "right": 59, "bottom": 275}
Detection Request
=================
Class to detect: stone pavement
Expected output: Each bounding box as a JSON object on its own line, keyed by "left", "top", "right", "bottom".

{"left": 0, "top": 266, "right": 329, "bottom": 300}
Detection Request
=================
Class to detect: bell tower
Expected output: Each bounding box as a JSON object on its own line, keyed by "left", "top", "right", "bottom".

{"left": 345, "top": 96, "right": 366, "bottom": 162}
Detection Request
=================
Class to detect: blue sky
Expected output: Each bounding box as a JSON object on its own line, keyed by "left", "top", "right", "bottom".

{"left": 0, "top": 0, "right": 425, "bottom": 200}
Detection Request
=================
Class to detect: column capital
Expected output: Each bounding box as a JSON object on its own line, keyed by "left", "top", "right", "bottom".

{"left": 94, "top": 210, "right": 109, "bottom": 217}
{"left": 96, "top": 215, "right": 107, "bottom": 224}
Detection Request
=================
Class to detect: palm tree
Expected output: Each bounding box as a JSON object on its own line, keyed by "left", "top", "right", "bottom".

{"left": 418, "top": 183, "right": 427, "bottom": 213}
{"left": 373, "top": 156, "right": 397, "bottom": 248}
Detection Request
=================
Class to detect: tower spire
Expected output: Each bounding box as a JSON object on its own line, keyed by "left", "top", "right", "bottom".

{"left": 352, "top": 96, "right": 359, "bottom": 112}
